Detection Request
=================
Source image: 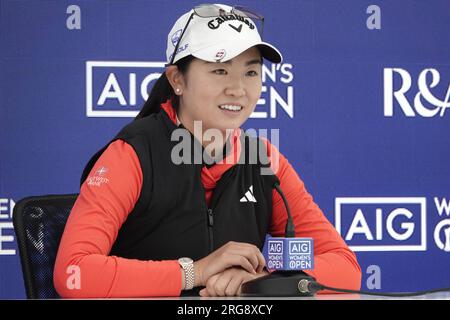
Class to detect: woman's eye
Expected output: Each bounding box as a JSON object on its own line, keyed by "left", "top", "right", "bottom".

{"left": 213, "top": 69, "right": 227, "bottom": 75}
{"left": 211, "top": 69, "right": 259, "bottom": 76}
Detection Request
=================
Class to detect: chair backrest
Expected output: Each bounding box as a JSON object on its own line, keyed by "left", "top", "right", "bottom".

{"left": 13, "top": 194, "right": 78, "bottom": 299}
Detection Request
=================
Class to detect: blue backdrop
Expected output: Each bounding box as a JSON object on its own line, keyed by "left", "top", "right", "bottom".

{"left": 1, "top": 0, "right": 449, "bottom": 298}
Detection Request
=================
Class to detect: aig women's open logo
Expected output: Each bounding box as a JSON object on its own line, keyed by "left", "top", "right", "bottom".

{"left": 336, "top": 197, "right": 450, "bottom": 252}
{"left": 85, "top": 60, "right": 295, "bottom": 119}
{"left": 335, "top": 197, "right": 427, "bottom": 252}
{"left": 85, "top": 61, "right": 166, "bottom": 117}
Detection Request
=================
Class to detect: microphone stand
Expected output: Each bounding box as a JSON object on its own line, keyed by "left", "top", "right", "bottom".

{"left": 241, "top": 181, "right": 317, "bottom": 297}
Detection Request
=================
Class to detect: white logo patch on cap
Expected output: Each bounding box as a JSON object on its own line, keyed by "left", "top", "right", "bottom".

{"left": 171, "top": 29, "right": 183, "bottom": 46}
{"left": 215, "top": 49, "right": 227, "bottom": 62}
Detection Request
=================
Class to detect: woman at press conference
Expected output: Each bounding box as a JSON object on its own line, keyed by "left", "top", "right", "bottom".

{"left": 53, "top": 3, "right": 361, "bottom": 298}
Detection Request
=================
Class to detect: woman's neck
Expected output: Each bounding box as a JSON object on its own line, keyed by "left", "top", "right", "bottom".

{"left": 176, "top": 112, "right": 233, "bottom": 158}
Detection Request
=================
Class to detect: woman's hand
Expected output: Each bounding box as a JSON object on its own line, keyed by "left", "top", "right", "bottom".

{"left": 199, "top": 267, "right": 269, "bottom": 297}
{"left": 193, "top": 241, "right": 266, "bottom": 287}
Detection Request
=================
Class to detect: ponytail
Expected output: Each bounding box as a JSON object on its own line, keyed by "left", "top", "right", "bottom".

{"left": 135, "top": 55, "right": 195, "bottom": 120}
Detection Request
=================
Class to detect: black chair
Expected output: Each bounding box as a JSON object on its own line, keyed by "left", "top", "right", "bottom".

{"left": 13, "top": 194, "right": 78, "bottom": 299}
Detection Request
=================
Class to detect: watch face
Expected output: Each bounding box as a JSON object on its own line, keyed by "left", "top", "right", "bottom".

{"left": 179, "top": 257, "right": 193, "bottom": 265}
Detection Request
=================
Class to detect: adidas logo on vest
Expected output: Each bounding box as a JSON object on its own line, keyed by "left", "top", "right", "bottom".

{"left": 240, "top": 185, "right": 257, "bottom": 203}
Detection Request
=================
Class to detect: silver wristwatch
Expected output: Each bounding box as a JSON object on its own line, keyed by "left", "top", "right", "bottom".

{"left": 178, "top": 257, "right": 194, "bottom": 290}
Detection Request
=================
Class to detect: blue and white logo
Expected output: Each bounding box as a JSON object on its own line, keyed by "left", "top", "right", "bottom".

{"left": 264, "top": 237, "right": 313, "bottom": 271}
{"left": 434, "top": 220, "right": 450, "bottom": 252}
{"left": 268, "top": 240, "right": 283, "bottom": 254}
{"left": 171, "top": 29, "right": 183, "bottom": 46}
{"left": 85, "top": 61, "right": 165, "bottom": 117}
{"left": 335, "top": 197, "right": 427, "bottom": 252}
{"left": 289, "top": 240, "right": 311, "bottom": 255}
{"left": 384, "top": 68, "right": 450, "bottom": 118}
{"left": 0, "top": 198, "right": 16, "bottom": 256}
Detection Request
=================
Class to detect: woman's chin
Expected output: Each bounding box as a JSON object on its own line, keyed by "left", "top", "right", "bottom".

{"left": 213, "top": 122, "right": 242, "bottom": 133}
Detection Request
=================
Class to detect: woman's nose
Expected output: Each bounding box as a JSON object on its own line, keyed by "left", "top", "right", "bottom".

{"left": 224, "top": 76, "right": 246, "bottom": 97}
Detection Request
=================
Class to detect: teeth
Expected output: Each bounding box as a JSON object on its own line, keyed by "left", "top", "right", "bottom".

{"left": 219, "top": 104, "right": 243, "bottom": 111}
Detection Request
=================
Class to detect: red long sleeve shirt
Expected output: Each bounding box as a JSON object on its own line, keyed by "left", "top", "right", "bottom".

{"left": 54, "top": 103, "right": 361, "bottom": 298}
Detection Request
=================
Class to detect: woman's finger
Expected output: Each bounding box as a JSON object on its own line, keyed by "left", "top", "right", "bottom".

{"left": 230, "top": 255, "right": 257, "bottom": 274}
{"left": 205, "top": 274, "right": 219, "bottom": 297}
{"left": 224, "top": 272, "right": 245, "bottom": 296}
{"left": 229, "top": 244, "right": 263, "bottom": 271}
{"left": 210, "top": 272, "right": 232, "bottom": 297}
{"left": 199, "top": 288, "right": 209, "bottom": 297}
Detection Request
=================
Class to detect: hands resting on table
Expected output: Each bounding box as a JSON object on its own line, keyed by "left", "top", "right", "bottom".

{"left": 185, "top": 241, "right": 270, "bottom": 297}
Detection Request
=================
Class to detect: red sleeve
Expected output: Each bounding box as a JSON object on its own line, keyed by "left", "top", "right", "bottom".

{"left": 53, "top": 140, "right": 182, "bottom": 298}
{"left": 265, "top": 140, "right": 362, "bottom": 293}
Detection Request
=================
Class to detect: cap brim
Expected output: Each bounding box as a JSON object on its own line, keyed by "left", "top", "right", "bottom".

{"left": 191, "top": 39, "right": 283, "bottom": 64}
{"left": 256, "top": 42, "right": 283, "bottom": 64}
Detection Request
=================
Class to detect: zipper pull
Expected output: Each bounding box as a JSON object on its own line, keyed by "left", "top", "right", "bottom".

{"left": 207, "top": 208, "right": 214, "bottom": 226}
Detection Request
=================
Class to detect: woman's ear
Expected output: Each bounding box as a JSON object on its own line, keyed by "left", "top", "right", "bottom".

{"left": 165, "top": 66, "right": 185, "bottom": 95}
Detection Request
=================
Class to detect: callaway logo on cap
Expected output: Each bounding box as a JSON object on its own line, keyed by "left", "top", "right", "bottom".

{"left": 166, "top": 3, "right": 283, "bottom": 64}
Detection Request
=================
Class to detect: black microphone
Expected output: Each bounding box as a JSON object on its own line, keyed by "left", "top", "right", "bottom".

{"left": 263, "top": 173, "right": 295, "bottom": 237}
{"left": 273, "top": 182, "right": 295, "bottom": 238}
{"left": 240, "top": 174, "right": 319, "bottom": 297}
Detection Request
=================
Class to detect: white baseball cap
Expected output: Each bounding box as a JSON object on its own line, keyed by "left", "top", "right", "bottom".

{"left": 166, "top": 4, "right": 283, "bottom": 65}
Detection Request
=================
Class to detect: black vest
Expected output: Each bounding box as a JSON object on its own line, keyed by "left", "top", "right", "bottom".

{"left": 81, "top": 111, "right": 275, "bottom": 265}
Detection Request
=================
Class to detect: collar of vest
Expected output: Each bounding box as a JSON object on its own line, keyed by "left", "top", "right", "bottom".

{"left": 160, "top": 99, "right": 178, "bottom": 125}
{"left": 80, "top": 101, "right": 271, "bottom": 188}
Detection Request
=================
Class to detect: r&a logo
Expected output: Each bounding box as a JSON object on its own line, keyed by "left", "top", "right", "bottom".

{"left": 384, "top": 68, "right": 450, "bottom": 117}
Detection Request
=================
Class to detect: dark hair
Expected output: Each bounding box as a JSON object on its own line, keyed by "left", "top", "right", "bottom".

{"left": 135, "top": 55, "right": 196, "bottom": 120}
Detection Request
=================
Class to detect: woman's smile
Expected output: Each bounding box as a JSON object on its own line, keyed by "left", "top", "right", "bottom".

{"left": 218, "top": 103, "right": 244, "bottom": 117}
